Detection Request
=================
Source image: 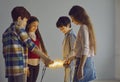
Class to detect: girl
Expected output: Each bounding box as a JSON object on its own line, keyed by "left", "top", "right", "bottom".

{"left": 65, "top": 5, "right": 96, "bottom": 82}
{"left": 25, "top": 16, "right": 48, "bottom": 82}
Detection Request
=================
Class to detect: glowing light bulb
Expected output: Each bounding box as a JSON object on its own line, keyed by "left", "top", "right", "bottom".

{"left": 48, "top": 59, "right": 64, "bottom": 69}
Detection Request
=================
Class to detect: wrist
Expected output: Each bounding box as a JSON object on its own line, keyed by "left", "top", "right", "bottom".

{"left": 24, "top": 67, "right": 29, "bottom": 70}
{"left": 78, "top": 65, "right": 84, "bottom": 69}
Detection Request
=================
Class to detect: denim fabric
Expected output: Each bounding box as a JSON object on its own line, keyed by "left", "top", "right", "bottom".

{"left": 73, "top": 57, "right": 96, "bottom": 82}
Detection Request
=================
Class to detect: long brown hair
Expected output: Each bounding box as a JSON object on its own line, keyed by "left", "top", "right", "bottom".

{"left": 26, "top": 16, "right": 47, "bottom": 55}
{"left": 69, "top": 5, "right": 96, "bottom": 54}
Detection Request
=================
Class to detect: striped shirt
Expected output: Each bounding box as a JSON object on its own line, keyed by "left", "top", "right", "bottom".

{"left": 2, "top": 23, "right": 35, "bottom": 77}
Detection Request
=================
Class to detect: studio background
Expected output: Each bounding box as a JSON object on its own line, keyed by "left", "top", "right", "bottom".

{"left": 0, "top": 0, "right": 120, "bottom": 82}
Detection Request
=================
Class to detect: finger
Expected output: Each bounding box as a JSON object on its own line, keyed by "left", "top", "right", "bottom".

{"left": 80, "top": 76, "right": 84, "bottom": 80}
{"left": 77, "top": 75, "right": 84, "bottom": 80}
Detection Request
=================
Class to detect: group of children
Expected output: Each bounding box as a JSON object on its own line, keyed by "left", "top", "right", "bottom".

{"left": 2, "top": 5, "right": 96, "bottom": 82}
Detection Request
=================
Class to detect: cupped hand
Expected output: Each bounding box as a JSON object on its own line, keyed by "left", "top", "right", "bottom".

{"left": 77, "top": 67, "right": 84, "bottom": 80}
{"left": 63, "top": 59, "right": 71, "bottom": 68}
{"left": 45, "top": 58, "right": 54, "bottom": 67}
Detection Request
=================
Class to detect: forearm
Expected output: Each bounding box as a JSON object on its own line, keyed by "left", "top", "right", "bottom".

{"left": 79, "top": 55, "right": 87, "bottom": 69}
{"left": 69, "top": 50, "right": 77, "bottom": 61}
{"left": 68, "top": 54, "right": 76, "bottom": 61}
{"left": 32, "top": 46, "right": 49, "bottom": 61}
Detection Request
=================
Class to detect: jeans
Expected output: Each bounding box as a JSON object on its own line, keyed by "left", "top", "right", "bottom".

{"left": 73, "top": 57, "right": 96, "bottom": 82}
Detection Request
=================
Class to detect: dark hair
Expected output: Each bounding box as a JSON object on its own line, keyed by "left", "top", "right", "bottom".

{"left": 56, "top": 16, "right": 71, "bottom": 28}
{"left": 26, "top": 16, "right": 39, "bottom": 32}
{"left": 11, "top": 6, "right": 31, "bottom": 21}
{"left": 69, "top": 5, "right": 88, "bottom": 24}
{"left": 26, "top": 16, "right": 47, "bottom": 55}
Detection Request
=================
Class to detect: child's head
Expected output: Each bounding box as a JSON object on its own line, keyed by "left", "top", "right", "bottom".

{"left": 56, "top": 16, "right": 71, "bottom": 34}
{"left": 69, "top": 5, "right": 89, "bottom": 25}
{"left": 26, "top": 16, "right": 39, "bottom": 33}
{"left": 11, "top": 6, "right": 31, "bottom": 22}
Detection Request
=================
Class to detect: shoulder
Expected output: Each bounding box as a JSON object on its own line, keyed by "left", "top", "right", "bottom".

{"left": 69, "top": 29, "right": 75, "bottom": 35}
{"left": 81, "top": 25, "right": 88, "bottom": 30}
{"left": 68, "top": 29, "right": 76, "bottom": 37}
{"left": 80, "top": 25, "right": 89, "bottom": 35}
{"left": 3, "top": 27, "right": 14, "bottom": 37}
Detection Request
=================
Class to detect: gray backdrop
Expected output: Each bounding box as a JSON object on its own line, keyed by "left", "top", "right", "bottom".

{"left": 0, "top": 0, "right": 116, "bottom": 82}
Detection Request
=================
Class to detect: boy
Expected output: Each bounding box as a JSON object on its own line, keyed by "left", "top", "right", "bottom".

{"left": 56, "top": 16, "right": 76, "bottom": 82}
{"left": 2, "top": 6, "right": 53, "bottom": 82}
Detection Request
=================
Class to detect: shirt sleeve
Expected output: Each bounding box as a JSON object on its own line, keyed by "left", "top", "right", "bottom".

{"left": 69, "top": 33, "right": 76, "bottom": 66}
{"left": 82, "top": 25, "right": 89, "bottom": 56}
{"left": 69, "top": 33, "right": 76, "bottom": 55}
{"left": 16, "top": 28, "right": 35, "bottom": 51}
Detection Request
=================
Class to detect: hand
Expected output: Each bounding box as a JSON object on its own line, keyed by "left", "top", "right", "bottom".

{"left": 24, "top": 67, "right": 30, "bottom": 77}
{"left": 27, "top": 68, "right": 30, "bottom": 77}
{"left": 77, "top": 67, "right": 84, "bottom": 80}
{"left": 63, "top": 59, "right": 71, "bottom": 68}
{"left": 44, "top": 58, "right": 54, "bottom": 67}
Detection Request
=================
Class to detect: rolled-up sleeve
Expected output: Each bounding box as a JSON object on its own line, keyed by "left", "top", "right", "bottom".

{"left": 16, "top": 28, "right": 35, "bottom": 51}
{"left": 82, "top": 25, "right": 89, "bottom": 56}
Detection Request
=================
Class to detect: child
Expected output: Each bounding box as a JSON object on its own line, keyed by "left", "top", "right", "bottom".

{"left": 64, "top": 5, "right": 97, "bottom": 82}
{"left": 2, "top": 6, "right": 53, "bottom": 82}
{"left": 26, "top": 16, "right": 48, "bottom": 82}
{"left": 56, "top": 16, "right": 76, "bottom": 82}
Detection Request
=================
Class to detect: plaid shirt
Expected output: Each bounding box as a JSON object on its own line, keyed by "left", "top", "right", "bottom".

{"left": 2, "top": 23, "right": 35, "bottom": 77}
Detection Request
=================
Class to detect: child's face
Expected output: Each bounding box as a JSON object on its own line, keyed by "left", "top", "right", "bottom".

{"left": 28, "top": 21, "right": 39, "bottom": 32}
{"left": 59, "top": 25, "right": 70, "bottom": 34}
{"left": 17, "top": 17, "right": 28, "bottom": 28}
{"left": 22, "top": 18, "right": 28, "bottom": 27}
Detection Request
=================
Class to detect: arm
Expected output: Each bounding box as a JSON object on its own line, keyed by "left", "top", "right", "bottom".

{"left": 79, "top": 55, "right": 87, "bottom": 68}
{"left": 38, "top": 44, "right": 48, "bottom": 63}
{"left": 15, "top": 26, "right": 53, "bottom": 65}
{"left": 64, "top": 33, "right": 76, "bottom": 66}
{"left": 68, "top": 33, "right": 76, "bottom": 60}
{"left": 63, "top": 53, "right": 76, "bottom": 67}
{"left": 33, "top": 46, "right": 52, "bottom": 63}
{"left": 77, "top": 25, "right": 89, "bottom": 79}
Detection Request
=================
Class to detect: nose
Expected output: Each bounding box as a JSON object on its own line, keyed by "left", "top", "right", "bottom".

{"left": 71, "top": 19, "right": 74, "bottom": 23}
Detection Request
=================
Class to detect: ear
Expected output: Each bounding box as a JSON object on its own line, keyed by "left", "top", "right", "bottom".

{"left": 17, "top": 16, "right": 22, "bottom": 22}
{"left": 67, "top": 23, "right": 70, "bottom": 27}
